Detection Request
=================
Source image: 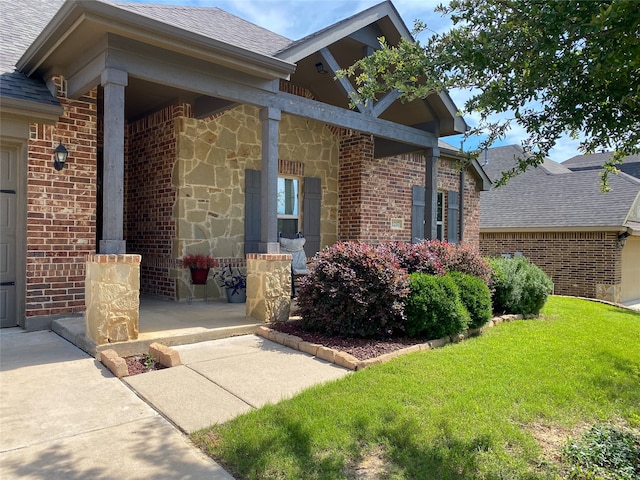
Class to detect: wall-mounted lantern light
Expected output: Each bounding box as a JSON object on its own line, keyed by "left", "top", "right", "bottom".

{"left": 53, "top": 142, "right": 68, "bottom": 171}
{"left": 315, "top": 62, "right": 328, "bottom": 74}
{"left": 617, "top": 231, "right": 629, "bottom": 248}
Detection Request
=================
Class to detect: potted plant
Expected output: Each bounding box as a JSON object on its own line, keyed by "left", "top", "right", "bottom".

{"left": 181, "top": 254, "right": 217, "bottom": 285}
{"left": 215, "top": 265, "right": 247, "bottom": 303}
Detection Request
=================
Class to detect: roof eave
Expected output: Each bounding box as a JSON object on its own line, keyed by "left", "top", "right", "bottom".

{"left": 17, "top": 0, "right": 296, "bottom": 81}
{"left": 277, "top": 1, "right": 410, "bottom": 63}
{"left": 480, "top": 226, "right": 628, "bottom": 233}
{"left": 438, "top": 92, "right": 468, "bottom": 135}
{"left": 469, "top": 158, "right": 492, "bottom": 191}
{"left": 0, "top": 95, "right": 63, "bottom": 123}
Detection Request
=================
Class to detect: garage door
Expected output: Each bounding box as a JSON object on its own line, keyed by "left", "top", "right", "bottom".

{"left": 621, "top": 236, "right": 640, "bottom": 303}
{"left": 0, "top": 147, "right": 17, "bottom": 327}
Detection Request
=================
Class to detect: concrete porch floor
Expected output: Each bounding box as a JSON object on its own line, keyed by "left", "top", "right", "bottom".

{"left": 53, "top": 296, "right": 264, "bottom": 358}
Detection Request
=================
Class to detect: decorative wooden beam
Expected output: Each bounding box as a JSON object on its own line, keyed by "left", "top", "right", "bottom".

{"left": 318, "top": 47, "right": 369, "bottom": 114}
{"left": 371, "top": 89, "right": 401, "bottom": 118}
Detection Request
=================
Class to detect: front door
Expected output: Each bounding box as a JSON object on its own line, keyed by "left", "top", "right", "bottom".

{"left": 0, "top": 146, "right": 18, "bottom": 327}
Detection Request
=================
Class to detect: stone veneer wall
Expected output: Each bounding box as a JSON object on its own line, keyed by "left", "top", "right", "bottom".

{"left": 480, "top": 231, "right": 622, "bottom": 301}
{"left": 125, "top": 104, "right": 190, "bottom": 299}
{"left": 338, "top": 133, "right": 483, "bottom": 249}
{"left": 26, "top": 76, "right": 97, "bottom": 320}
{"left": 174, "top": 105, "right": 339, "bottom": 300}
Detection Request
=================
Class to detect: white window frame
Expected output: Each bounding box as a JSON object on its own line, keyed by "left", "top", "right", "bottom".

{"left": 436, "top": 191, "right": 444, "bottom": 240}
{"left": 277, "top": 176, "right": 300, "bottom": 234}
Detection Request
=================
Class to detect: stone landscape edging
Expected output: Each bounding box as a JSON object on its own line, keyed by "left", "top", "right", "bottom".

{"left": 98, "top": 314, "right": 536, "bottom": 376}
{"left": 99, "top": 342, "right": 182, "bottom": 377}
{"left": 257, "top": 313, "right": 531, "bottom": 371}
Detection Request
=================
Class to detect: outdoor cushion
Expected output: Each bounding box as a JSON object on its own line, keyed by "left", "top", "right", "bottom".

{"left": 279, "top": 237, "right": 310, "bottom": 275}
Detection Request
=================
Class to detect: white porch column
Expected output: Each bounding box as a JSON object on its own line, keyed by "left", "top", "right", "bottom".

{"left": 259, "top": 107, "right": 280, "bottom": 253}
{"left": 100, "top": 68, "right": 128, "bottom": 254}
{"left": 424, "top": 147, "right": 440, "bottom": 240}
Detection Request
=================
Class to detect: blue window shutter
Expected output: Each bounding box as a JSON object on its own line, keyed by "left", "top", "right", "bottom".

{"left": 447, "top": 190, "right": 459, "bottom": 244}
{"left": 245, "top": 169, "right": 261, "bottom": 254}
{"left": 412, "top": 186, "right": 425, "bottom": 243}
{"left": 303, "top": 177, "right": 321, "bottom": 256}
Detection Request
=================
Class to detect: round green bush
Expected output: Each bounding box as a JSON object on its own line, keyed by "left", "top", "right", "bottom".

{"left": 297, "top": 242, "right": 409, "bottom": 338}
{"left": 405, "top": 273, "right": 470, "bottom": 339}
{"left": 448, "top": 271, "right": 493, "bottom": 328}
{"left": 488, "top": 256, "right": 554, "bottom": 315}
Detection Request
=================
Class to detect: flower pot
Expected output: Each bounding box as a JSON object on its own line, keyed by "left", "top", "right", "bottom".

{"left": 190, "top": 267, "right": 210, "bottom": 285}
{"left": 226, "top": 287, "right": 246, "bottom": 303}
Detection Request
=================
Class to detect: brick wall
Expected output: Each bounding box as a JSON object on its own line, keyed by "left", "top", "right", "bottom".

{"left": 480, "top": 231, "right": 621, "bottom": 298}
{"left": 125, "top": 104, "right": 190, "bottom": 299}
{"left": 26, "top": 76, "right": 97, "bottom": 318}
{"left": 337, "top": 133, "right": 482, "bottom": 249}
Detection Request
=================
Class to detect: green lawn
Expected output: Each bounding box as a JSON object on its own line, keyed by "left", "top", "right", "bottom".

{"left": 192, "top": 297, "right": 640, "bottom": 479}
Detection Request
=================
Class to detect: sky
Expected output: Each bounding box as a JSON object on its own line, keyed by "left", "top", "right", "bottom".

{"left": 129, "top": 0, "right": 584, "bottom": 162}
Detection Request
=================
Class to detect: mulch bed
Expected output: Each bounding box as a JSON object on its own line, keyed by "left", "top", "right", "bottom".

{"left": 270, "top": 321, "right": 426, "bottom": 361}
{"left": 124, "top": 355, "right": 168, "bottom": 376}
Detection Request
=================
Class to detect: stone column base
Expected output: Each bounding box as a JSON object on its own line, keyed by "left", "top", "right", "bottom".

{"left": 85, "top": 254, "right": 141, "bottom": 345}
{"left": 246, "top": 254, "right": 291, "bottom": 322}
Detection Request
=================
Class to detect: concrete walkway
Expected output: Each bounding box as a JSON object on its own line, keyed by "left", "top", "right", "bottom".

{"left": 124, "top": 335, "right": 350, "bottom": 433}
{"left": 0, "top": 329, "right": 231, "bottom": 479}
{"left": 0, "top": 329, "right": 350, "bottom": 478}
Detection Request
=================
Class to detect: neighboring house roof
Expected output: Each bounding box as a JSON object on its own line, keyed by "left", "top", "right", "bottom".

{"left": 480, "top": 145, "right": 640, "bottom": 231}
{"left": 563, "top": 152, "right": 640, "bottom": 179}
{"left": 0, "top": 0, "right": 64, "bottom": 108}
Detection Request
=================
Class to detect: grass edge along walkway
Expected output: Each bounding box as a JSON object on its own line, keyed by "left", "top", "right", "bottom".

{"left": 192, "top": 296, "right": 640, "bottom": 480}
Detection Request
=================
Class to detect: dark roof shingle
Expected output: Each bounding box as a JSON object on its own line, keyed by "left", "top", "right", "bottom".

{"left": 110, "top": 2, "right": 294, "bottom": 57}
{"left": 0, "top": 0, "right": 64, "bottom": 106}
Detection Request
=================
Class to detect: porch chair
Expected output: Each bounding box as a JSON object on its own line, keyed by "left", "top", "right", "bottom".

{"left": 278, "top": 233, "right": 311, "bottom": 297}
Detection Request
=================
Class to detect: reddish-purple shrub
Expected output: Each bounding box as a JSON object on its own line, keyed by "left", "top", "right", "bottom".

{"left": 297, "top": 242, "right": 409, "bottom": 338}
{"left": 376, "top": 242, "right": 445, "bottom": 275}
{"left": 409, "top": 240, "right": 493, "bottom": 285}
{"left": 442, "top": 242, "right": 493, "bottom": 285}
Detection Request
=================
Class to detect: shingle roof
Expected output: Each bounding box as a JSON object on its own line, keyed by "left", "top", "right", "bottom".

{"left": 562, "top": 152, "right": 640, "bottom": 179}
{"left": 480, "top": 145, "right": 640, "bottom": 229}
{"left": 479, "top": 144, "right": 572, "bottom": 183}
{"left": 2, "top": 0, "right": 295, "bottom": 107}
{"left": 0, "top": 0, "right": 64, "bottom": 106}
{"left": 109, "top": 2, "right": 294, "bottom": 57}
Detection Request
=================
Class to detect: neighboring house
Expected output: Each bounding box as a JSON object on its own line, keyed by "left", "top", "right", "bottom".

{"left": 479, "top": 145, "right": 640, "bottom": 304}
{"left": 563, "top": 151, "right": 640, "bottom": 179}
{"left": 0, "top": 0, "right": 490, "bottom": 330}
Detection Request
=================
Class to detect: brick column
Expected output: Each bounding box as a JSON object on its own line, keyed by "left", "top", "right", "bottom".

{"left": 246, "top": 253, "right": 290, "bottom": 322}
{"left": 85, "top": 254, "right": 140, "bottom": 345}
{"left": 338, "top": 131, "right": 373, "bottom": 241}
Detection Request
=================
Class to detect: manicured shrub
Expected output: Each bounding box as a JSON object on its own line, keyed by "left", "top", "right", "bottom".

{"left": 448, "top": 271, "right": 492, "bottom": 329}
{"left": 404, "top": 273, "right": 470, "bottom": 339}
{"left": 378, "top": 240, "right": 492, "bottom": 283}
{"left": 297, "top": 242, "right": 409, "bottom": 338}
{"left": 443, "top": 243, "right": 494, "bottom": 285}
{"left": 488, "top": 256, "right": 554, "bottom": 315}
{"left": 377, "top": 241, "right": 445, "bottom": 275}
